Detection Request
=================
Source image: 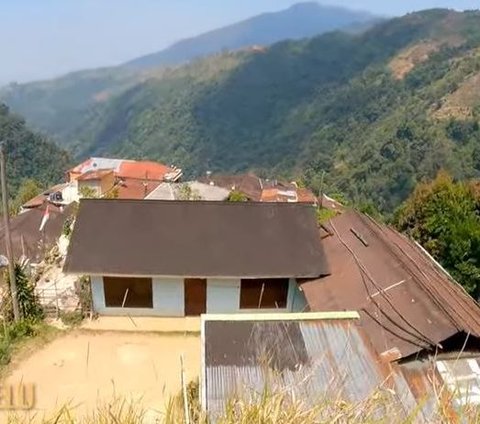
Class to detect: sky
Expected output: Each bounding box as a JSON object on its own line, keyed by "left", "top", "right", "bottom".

{"left": 0, "top": 0, "right": 478, "bottom": 85}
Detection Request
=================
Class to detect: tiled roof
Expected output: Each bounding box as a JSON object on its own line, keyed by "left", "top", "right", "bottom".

{"left": 68, "top": 158, "right": 177, "bottom": 182}
{"left": 117, "top": 160, "right": 172, "bottom": 181}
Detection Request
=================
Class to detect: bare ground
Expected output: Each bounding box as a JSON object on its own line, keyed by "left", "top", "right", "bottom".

{"left": 0, "top": 330, "right": 200, "bottom": 422}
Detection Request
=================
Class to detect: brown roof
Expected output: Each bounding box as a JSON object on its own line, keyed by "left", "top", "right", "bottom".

{"left": 300, "top": 211, "right": 480, "bottom": 359}
{"left": 0, "top": 203, "right": 74, "bottom": 263}
{"left": 64, "top": 199, "right": 328, "bottom": 278}
{"left": 114, "top": 178, "right": 161, "bottom": 200}
{"left": 199, "top": 173, "right": 263, "bottom": 200}
{"left": 22, "top": 183, "right": 69, "bottom": 209}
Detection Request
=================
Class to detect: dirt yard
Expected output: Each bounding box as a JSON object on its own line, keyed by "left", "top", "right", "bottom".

{"left": 1, "top": 330, "right": 200, "bottom": 422}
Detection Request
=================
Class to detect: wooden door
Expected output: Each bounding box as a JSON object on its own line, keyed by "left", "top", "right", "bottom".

{"left": 184, "top": 278, "right": 207, "bottom": 316}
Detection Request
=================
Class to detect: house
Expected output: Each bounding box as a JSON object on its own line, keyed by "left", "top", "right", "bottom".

{"left": 199, "top": 172, "right": 317, "bottom": 204}
{"left": 201, "top": 312, "right": 480, "bottom": 422}
{"left": 201, "top": 212, "right": 480, "bottom": 420}
{"left": 76, "top": 169, "right": 115, "bottom": 197}
{"left": 67, "top": 157, "right": 182, "bottom": 183}
{"left": 63, "top": 200, "right": 328, "bottom": 316}
{"left": 145, "top": 181, "right": 231, "bottom": 201}
{"left": 0, "top": 202, "right": 73, "bottom": 265}
{"left": 21, "top": 183, "right": 70, "bottom": 210}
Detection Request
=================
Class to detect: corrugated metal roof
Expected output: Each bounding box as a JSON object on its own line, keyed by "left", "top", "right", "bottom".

{"left": 69, "top": 157, "right": 124, "bottom": 174}
{"left": 202, "top": 313, "right": 452, "bottom": 422}
{"left": 300, "top": 211, "right": 480, "bottom": 359}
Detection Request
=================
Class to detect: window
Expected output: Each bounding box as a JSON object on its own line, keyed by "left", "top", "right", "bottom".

{"left": 103, "top": 277, "right": 153, "bottom": 308}
{"left": 240, "top": 279, "right": 289, "bottom": 309}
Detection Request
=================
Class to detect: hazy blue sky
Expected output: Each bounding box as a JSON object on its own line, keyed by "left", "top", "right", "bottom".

{"left": 1, "top": 0, "right": 478, "bottom": 84}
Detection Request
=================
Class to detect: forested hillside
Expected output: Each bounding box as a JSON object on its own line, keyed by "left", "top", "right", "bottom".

{"left": 0, "top": 2, "right": 376, "bottom": 144}
{"left": 3, "top": 9, "right": 480, "bottom": 211}
{"left": 0, "top": 104, "right": 70, "bottom": 196}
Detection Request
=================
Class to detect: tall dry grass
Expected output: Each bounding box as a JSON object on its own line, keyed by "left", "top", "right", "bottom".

{"left": 4, "top": 387, "right": 480, "bottom": 424}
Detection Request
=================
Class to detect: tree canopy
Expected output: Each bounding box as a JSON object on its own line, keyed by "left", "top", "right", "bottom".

{"left": 395, "top": 172, "right": 480, "bottom": 297}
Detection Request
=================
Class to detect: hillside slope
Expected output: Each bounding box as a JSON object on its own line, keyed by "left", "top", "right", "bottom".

{"left": 0, "top": 2, "right": 376, "bottom": 143}
{"left": 125, "top": 2, "right": 376, "bottom": 69}
{"left": 0, "top": 104, "right": 70, "bottom": 195}
{"left": 71, "top": 9, "right": 480, "bottom": 211}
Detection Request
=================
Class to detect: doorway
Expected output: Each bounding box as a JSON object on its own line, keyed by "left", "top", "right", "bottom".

{"left": 184, "top": 278, "right": 207, "bottom": 316}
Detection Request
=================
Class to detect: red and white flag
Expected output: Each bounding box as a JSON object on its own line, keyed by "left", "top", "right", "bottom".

{"left": 39, "top": 205, "right": 50, "bottom": 232}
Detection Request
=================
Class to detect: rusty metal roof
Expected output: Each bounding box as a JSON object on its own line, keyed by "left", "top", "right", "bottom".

{"left": 300, "top": 211, "right": 480, "bottom": 359}
{"left": 201, "top": 313, "right": 466, "bottom": 422}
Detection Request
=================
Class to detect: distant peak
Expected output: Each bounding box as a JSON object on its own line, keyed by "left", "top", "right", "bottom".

{"left": 289, "top": 2, "right": 320, "bottom": 10}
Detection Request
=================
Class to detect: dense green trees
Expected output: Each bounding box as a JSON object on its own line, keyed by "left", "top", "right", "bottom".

{"left": 395, "top": 172, "right": 480, "bottom": 297}
{"left": 0, "top": 104, "right": 70, "bottom": 198}
{"left": 3, "top": 10, "right": 480, "bottom": 212}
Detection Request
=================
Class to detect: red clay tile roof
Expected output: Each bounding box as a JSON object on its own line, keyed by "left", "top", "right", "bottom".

{"left": 117, "top": 161, "right": 173, "bottom": 181}
{"left": 300, "top": 210, "right": 480, "bottom": 359}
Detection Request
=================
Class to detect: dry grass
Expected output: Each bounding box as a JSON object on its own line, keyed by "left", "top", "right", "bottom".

{"left": 2, "top": 386, "right": 480, "bottom": 423}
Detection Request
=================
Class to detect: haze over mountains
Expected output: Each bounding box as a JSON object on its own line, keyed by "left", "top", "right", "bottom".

{"left": 0, "top": 2, "right": 379, "bottom": 140}
{"left": 125, "top": 2, "right": 377, "bottom": 69}
{"left": 2, "top": 4, "right": 480, "bottom": 212}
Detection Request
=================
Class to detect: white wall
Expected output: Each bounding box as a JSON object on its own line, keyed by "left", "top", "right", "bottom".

{"left": 91, "top": 276, "right": 303, "bottom": 316}
{"left": 152, "top": 277, "right": 184, "bottom": 316}
{"left": 207, "top": 279, "right": 241, "bottom": 313}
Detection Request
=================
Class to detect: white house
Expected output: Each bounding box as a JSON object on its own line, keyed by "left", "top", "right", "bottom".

{"left": 64, "top": 199, "right": 328, "bottom": 316}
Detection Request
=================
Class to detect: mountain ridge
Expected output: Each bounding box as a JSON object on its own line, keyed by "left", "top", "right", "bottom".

{"left": 0, "top": 2, "right": 378, "bottom": 141}
{"left": 125, "top": 2, "right": 377, "bottom": 69}
{"left": 69, "top": 9, "right": 480, "bottom": 211}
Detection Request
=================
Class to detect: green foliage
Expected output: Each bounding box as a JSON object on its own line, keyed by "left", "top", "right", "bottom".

{"left": 11, "top": 178, "right": 43, "bottom": 214}
{"left": 78, "top": 185, "right": 98, "bottom": 199}
{"left": 4, "top": 262, "right": 43, "bottom": 321}
{"left": 4, "top": 10, "right": 480, "bottom": 212}
{"left": 228, "top": 190, "right": 248, "bottom": 202}
{"left": 0, "top": 104, "right": 70, "bottom": 198}
{"left": 395, "top": 172, "right": 480, "bottom": 297}
{"left": 60, "top": 311, "right": 84, "bottom": 327}
{"left": 317, "top": 208, "right": 337, "bottom": 223}
{"left": 76, "top": 275, "right": 93, "bottom": 316}
{"left": 177, "top": 184, "right": 202, "bottom": 200}
{"left": 62, "top": 215, "right": 75, "bottom": 238}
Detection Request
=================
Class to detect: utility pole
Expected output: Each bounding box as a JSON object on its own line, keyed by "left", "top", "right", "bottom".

{"left": 0, "top": 142, "right": 20, "bottom": 322}
{"left": 319, "top": 171, "right": 325, "bottom": 209}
